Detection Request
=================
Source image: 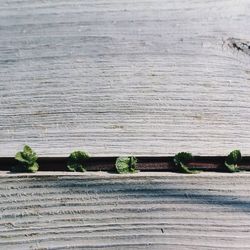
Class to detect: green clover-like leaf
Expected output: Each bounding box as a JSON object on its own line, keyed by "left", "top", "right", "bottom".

{"left": 225, "top": 150, "right": 241, "bottom": 172}
{"left": 27, "top": 162, "right": 39, "bottom": 173}
{"left": 23, "top": 145, "right": 33, "bottom": 155}
{"left": 13, "top": 145, "right": 39, "bottom": 173}
{"left": 115, "top": 156, "right": 138, "bottom": 174}
{"left": 174, "top": 152, "right": 199, "bottom": 174}
{"left": 67, "top": 151, "right": 90, "bottom": 172}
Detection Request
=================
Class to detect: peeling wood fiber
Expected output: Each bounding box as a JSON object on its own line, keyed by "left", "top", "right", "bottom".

{"left": 1, "top": 172, "right": 250, "bottom": 249}
{"left": 1, "top": 0, "right": 250, "bottom": 156}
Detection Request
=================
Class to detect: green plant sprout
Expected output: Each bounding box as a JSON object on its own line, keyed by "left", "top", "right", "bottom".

{"left": 174, "top": 152, "right": 199, "bottom": 174}
{"left": 67, "top": 151, "right": 90, "bottom": 172}
{"left": 12, "top": 145, "right": 39, "bottom": 173}
{"left": 115, "top": 156, "right": 138, "bottom": 174}
{"left": 224, "top": 150, "right": 241, "bottom": 172}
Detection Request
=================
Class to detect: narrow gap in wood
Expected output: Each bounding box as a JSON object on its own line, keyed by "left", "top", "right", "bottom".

{"left": 0, "top": 156, "right": 250, "bottom": 172}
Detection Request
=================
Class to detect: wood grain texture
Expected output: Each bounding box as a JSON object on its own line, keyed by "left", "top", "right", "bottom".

{"left": 1, "top": 0, "right": 250, "bottom": 156}
{"left": 1, "top": 172, "right": 250, "bottom": 249}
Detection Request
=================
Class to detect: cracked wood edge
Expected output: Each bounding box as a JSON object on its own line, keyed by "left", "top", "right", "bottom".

{"left": 1, "top": 0, "right": 250, "bottom": 157}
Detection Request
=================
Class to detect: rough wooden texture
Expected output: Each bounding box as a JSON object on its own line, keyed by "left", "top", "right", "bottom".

{"left": 1, "top": 172, "right": 250, "bottom": 249}
{"left": 1, "top": 0, "right": 250, "bottom": 156}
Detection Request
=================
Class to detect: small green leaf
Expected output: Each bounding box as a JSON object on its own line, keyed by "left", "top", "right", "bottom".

{"left": 13, "top": 145, "right": 39, "bottom": 173}
{"left": 15, "top": 152, "right": 27, "bottom": 163}
{"left": 129, "top": 156, "right": 137, "bottom": 173}
{"left": 67, "top": 163, "right": 86, "bottom": 172}
{"left": 69, "top": 151, "right": 89, "bottom": 162}
{"left": 174, "top": 152, "right": 198, "bottom": 174}
{"left": 225, "top": 150, "right": 241, "bottom": 172}
{"left": 115, "top": 156, "right": 138, "bottom": 174}
{"left": 27, "top": 162, "right": 39, "bottom": 173}
{"left": 67, "top": 163, "right": 78, "bottom": 172}
{"left": 15, "top": 145, "right": 38, "bottom": 165}
{"left": 67, "top": 151, "right": 89, "bottom": 172}
{"left": 115, "top": 159, "right": 129, "bottom": 174}
{"left": 23, "top": 145, "right": 33, "bottom": 155}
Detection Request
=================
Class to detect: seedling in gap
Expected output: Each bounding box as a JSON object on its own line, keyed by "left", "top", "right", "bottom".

{"left": 67, "top": 151, "right": 90, "bottom": 172}
{"left": 12, "top": 145, "right": 39, "bottom": 173}
{"left": 224, "top": 150, "right": 241, "bottom": 172}
{"left": 115, "top": 156, "right": 138, "bottom": 174}
{"left": 174, "top": 152, "right": 199, "bottom": 174}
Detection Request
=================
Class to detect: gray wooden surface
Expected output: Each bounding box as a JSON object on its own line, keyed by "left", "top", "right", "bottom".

{"left": 1, "top": 172, "right": 250, "bottom": 249}
{"left": 1, "top": 0, "right": 250, "bottom": 157}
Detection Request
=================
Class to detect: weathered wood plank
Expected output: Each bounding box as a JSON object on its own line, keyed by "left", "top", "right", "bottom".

{"left": 1, "top": 0, "right": 250, "bottom": 156}
{"left": 0, "top": 172, "right": 250, "bottom": 249}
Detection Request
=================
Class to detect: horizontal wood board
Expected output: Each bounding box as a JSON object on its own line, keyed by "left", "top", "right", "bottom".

{"left": 1, "top": 172, "right": 250, "bottom": 249}
{"left": 1, "top": 0, "right": 250, "bottom": 156}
